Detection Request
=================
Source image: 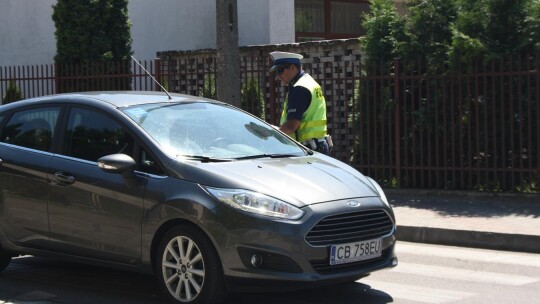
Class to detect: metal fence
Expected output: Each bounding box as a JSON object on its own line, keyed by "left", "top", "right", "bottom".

{"left": 0, "top": 60, "right": 161, "bottom": 99}
{"left": 353, "top": 56, "right": 539, "bottom": 192}
{"left": 1, "top": 54, "right": 538, "bottom": 191}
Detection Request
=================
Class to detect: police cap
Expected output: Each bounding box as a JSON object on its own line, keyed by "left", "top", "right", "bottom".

{"left": 269, "top": 51, "right": 303, "bottom": 72}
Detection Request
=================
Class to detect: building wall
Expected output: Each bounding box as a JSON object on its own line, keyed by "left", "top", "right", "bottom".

{"left": 0, "top": 0, "right": 295, "bottom": 66}
{"left": 0, "top": 0, "right": 57, "bottom": 66}
{"left": 268, "top": 0, "right": 295, "bottom": 45}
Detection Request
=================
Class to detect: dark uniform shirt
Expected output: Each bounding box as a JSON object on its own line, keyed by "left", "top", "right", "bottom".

{"left": 283, "top": 70, "right": 331, "bottom": 155}
{"left": 285, "top": 71, "right": 312, "bottom": 121}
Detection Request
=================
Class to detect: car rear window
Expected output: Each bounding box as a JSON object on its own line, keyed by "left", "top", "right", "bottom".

{"left": 0, "top": 107, "right": 61, "bottom": 152}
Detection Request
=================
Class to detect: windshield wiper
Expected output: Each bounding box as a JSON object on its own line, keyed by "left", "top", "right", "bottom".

{"left": 179, "top": 155, "right": 232, "bottom": 163}
{"left": 234, "top": 153, "right": 302, "bottom": 160}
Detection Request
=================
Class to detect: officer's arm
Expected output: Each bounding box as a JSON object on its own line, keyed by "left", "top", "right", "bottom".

{"left": 279, "top": 119, "right": 300, "bottom": 135}
{"left": 280, "top": 86, "right": 310, "bottom": 136}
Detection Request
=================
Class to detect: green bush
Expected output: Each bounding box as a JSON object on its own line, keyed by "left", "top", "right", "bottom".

{"left": 199, "top": 73, "right": 216, "bottom": 99}
{"left": 241, "top": 78, "right": 265, "bottom": 120}
{"left": 2, "top": 80, "right": 23, "bottom": 104}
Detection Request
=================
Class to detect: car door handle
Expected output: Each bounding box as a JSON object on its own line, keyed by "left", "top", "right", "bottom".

{"left": 54, "top": 172, "right": 76, "bottom": 184}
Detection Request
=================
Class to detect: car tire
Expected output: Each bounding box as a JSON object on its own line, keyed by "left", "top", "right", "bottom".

{"left": 0, "top": 247, "right": 11, "bottom": 272}
{"left": 156, "top": 225, "right": 227, "bottom": 304}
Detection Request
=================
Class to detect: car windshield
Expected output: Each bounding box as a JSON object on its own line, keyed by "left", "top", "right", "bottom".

{"left": 121, "top": 101, "right": 305, "bottom": 159}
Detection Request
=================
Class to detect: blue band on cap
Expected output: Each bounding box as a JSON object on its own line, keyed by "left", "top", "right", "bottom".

{"left": 274, "top": 58, "right": 301, "bottom": 66}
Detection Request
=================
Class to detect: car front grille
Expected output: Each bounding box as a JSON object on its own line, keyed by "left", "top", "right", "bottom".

{"left": 305, "top": 209, "right": 394, "bottom": 247}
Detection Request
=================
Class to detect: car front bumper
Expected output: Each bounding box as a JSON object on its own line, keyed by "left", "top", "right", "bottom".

{"left": 207, "top": 197, "right": 398, "bottom": 292}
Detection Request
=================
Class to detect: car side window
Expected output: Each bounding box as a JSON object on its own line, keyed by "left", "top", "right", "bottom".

{"left": 0, "top": 107, "right": 61, "bottom": 152}
{"left": 65, "top": 107, "right": 135, "bottom": 162}
{"left": 139, "top": 147, "right": 164, "bottom": 175}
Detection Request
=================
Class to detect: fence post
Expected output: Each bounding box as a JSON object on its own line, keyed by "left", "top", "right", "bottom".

{"left": 269, "top": 73, "right": 276, "bottom": 125}
{"left": 394, "top": 58, "right": 401, "bottom": 187}
{"left": 54, "top": 63, "right": 60, "bottom": 94}
{"left": 154, "top": 58, "right": 161, "bottom": 92}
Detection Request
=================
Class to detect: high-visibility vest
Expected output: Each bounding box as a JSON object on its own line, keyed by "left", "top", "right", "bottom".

{"left": 280, "top": 74, "right": 327, "bottom": 142}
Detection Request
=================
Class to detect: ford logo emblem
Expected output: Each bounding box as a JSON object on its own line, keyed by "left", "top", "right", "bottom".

{"left": 347, "top": 200, "right": 361, "bottom": 207}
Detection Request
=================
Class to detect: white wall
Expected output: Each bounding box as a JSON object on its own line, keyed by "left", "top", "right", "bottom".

{"left": 129, "top": 0, "right": 217, "bottom": 59}
{"left": 268, "top": 0, "right": 295, "bottom": 44}
{"left": 0, "top": 0, "right": 57, "bottom": 65}
{"left": 0, "top": 0, "right": 295, "bottom": 66}
{"left": 238, "top": 0, "right": 295, "bottom": 46}
{"left": 132, "top": 0, "right": 294, "bottom": 56}
{"left": 238, "top": 0, "right": 270, "bottom": 45}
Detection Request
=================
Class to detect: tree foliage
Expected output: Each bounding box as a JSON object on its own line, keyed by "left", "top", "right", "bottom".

{"left": 360, "top": 0, "right": 405, "bottom": 64}
{"left": 525, "top": 0, "right": 540, "bottom": 51}
{"left": 449, "top": 0, "right": 534, "bottom": 65}
{"left": 53, "top": 0, "right": 132, "bottom": 63}
{"left": 361, "top": 0, "right": 539, "bottom": 65}
{"left": 400, "top": 0, "right": 457, "bottom": 71}
{"left": 52, "top": 0, "right": 132, "bottom": 92}
{"left": 356, "top": 0, "right": 540, "bottom": 191}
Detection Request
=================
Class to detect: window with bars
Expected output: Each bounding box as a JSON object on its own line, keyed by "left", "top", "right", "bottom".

{"left": 295, "top": 0, "right": 371, "bottom": 41}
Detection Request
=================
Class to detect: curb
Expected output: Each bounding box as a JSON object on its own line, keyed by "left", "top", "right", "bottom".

{"left": 384, "top": 188, "right": 540, "bottom": 202}
{"left": 396, "top": 225, "right": 540, "bottom": 254}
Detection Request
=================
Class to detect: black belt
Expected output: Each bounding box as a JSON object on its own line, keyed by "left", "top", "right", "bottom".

{"left": 301, "top": 138, "right": 326, "bottom": 146}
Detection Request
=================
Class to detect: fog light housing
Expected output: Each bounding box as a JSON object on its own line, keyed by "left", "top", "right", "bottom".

{"left": 237, "top": 247, "right": 302, "bottom": 273}
{"left": 251, "top": 254, "right": 263, "bottom": 267}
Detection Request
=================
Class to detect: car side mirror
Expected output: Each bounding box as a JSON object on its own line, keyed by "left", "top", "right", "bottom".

{"left": 97, "top": 154, "right": 136, "bottom": 178}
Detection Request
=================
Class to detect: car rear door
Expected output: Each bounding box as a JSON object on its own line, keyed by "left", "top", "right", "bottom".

{"left": 47, "top": 106, "right": 145, "bottom": 264}
{"left": 0, "top": 106, "right": 61, "bottom": 248}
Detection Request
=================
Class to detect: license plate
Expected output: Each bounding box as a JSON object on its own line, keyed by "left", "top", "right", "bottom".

{"left": 329, "top": 238, "right": 382, "bottom": 265}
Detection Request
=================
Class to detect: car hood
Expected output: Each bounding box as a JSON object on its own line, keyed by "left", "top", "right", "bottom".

{"left": 171, "top": 154, "right": 379, "bottom": 207}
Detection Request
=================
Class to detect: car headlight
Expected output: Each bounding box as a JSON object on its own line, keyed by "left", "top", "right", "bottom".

{"left": 206, "top": 187, "right": 304, "bottom": 220}
{"left": 365, "top": 177, "right": 390, "bottom": 206}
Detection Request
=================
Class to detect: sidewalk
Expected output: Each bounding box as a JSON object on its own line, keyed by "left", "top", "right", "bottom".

{"left": 385, "top": 189, "right": 540, "bottom": 253}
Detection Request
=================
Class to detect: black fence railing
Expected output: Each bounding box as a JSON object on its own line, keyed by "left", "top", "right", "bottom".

{"left": 1, "top": 54, "right": 538, "bottom": 192}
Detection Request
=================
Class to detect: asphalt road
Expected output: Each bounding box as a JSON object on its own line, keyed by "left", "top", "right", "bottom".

{"left": 0, "top": 242, "right": 538, "bottom": 304}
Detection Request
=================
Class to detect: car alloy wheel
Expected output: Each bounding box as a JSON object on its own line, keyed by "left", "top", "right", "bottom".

{"left": 156, "top": 225, "right": 226, "bottom": 304}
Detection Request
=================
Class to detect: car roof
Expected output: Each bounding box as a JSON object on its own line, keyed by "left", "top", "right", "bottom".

{"left": 1, "top": 91, "right": 219, "bottom": 110}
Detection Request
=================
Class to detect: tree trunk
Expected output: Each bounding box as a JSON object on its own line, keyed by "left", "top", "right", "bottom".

{"left": 216, "top": 0, "right": 240, "bottom": 107}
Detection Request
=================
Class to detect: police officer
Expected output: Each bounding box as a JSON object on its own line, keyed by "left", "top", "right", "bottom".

{"left": 270, "top": 51, "right": 332, "bottom": 155}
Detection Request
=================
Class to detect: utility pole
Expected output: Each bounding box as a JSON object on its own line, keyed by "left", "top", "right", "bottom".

{"left": 216, "top": 0, "right": 241, "bottom": 107}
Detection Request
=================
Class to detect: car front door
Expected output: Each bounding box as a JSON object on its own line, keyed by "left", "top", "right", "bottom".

{"left": 47, "top": 106, "right": 145, "bottom": 264}
{"left": 0, "top": 107, "right": 61, "bottom": 248}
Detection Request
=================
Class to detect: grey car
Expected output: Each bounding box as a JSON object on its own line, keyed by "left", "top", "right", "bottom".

{"left": 0, "top": 91, "right": 397, "bottom": 304}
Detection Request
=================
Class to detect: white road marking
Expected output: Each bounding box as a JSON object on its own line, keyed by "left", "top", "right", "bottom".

{"left": 391, "top": 262, "right": 539, "bottom": 286}
{"left": 396, "top": 242, "right": 540, "bottom": 268}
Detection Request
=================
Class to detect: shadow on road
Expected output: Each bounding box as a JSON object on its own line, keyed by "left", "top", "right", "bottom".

{"left": 387, "top": 190, "right": 540, "bottom": 218}
{"left": 227, "top": 281, "right": 394, "bottom": 304}
{"left": 0, "top": 256, "right": 393, "bottom": 304}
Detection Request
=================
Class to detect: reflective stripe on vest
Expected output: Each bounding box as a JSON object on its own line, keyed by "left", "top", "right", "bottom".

{"left": 280, "top": 74, "right": 327, "bottom": 142}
